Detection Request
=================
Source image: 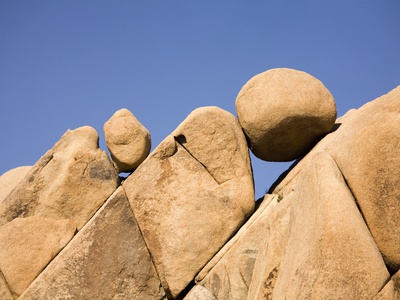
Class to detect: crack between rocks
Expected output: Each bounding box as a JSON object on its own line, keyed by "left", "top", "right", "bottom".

{"left": 0, "top": 269, "right": 14, "bottom": 299}
{"left": 330, "top": 155, "right": 394, "bottom": 288}
{"left": 330, "top": 156, "right": 373, "bottom": 239}
{"left": 173, "top": 135, "right": 221, "bottom": 185}
{"left": 375, "top": 275, "right": 392, "bottom": 297}
{"left": 121, "top": 188, "right": 173, "bottom": 299}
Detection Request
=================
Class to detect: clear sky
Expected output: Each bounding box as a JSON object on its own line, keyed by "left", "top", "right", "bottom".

{"left": 1, "top": 1, "right": 399, "bottom": 199}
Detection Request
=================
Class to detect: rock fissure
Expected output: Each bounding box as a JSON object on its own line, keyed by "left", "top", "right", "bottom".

{"left": 173, "top": 135, "right": 220, "bottom": 185}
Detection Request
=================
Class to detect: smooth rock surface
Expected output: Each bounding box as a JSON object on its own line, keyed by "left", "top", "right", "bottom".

{"left": 104, "top": 108, "right": 151, "bottom": 172}
{"left": 246, "top": 193, "right": 294, "bottom": 300}
{"left": 236, "top": 68, "right": 336, "bottom": 161}
{"left": 273, "top": 152, "right": 389, "bottom": 299}
{"left": 20, "top": 187, "right": 166, "bottom": 300}
{"left": 272, "top": 86, "right": 400, "bottom": 272}
{"left": 0, "top": 166, "right": 31, "bottom": 203}
{"left": 0, "top": 216, "right": 75, "bottom": 296}
{"left": 327, "top": 86, "right": 400, "bottom": 272}
{"left": 197, "top": 194, "right": 291, "bottom": 300}
{"left": 123, "top": 107, "right": 255, "bottom": 298}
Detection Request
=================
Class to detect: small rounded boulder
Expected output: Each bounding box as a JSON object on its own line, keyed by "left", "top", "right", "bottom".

{"left": 103, "top": 108, "right": 151, "bottom": 172}
{"left": 235, "top": 68, "right": 337, "bottom": 161}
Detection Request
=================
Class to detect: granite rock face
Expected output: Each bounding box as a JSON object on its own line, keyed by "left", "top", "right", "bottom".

{"left": 0, "top": 71, "right": 398, "bottom": 300}
{"left": 236, "top": 68, "right": 337, "bottom": 161}
{"left": 19, "top": 187, "right": 165, "bottom": 300}
{"left": 0, "top": 126, "right": 119, "bottom": 297}
{"left": 123, "top": 106, "right": 255, "bottom": 298}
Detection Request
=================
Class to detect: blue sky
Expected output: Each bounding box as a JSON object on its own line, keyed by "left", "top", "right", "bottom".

{"left": 1, "top": 1, "right": 399, "bottom": 199}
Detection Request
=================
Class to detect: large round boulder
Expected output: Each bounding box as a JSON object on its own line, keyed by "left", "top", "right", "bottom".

{"left": 103, "top": 108, "right": 151, "bottom": 172}
{"left": 235, "top": 68, "right": 337, "bottom": 161}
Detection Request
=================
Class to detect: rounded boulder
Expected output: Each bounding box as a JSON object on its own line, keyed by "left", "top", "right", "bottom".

{"left": 235, "top": 68, "right": 337, "bottom": 161}
{"left": 103, "top": 108, "right": 151, "bottom": 172}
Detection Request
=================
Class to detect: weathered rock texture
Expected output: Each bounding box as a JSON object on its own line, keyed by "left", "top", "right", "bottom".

{"left": 0, "top": 71, "right": 398, "bottom": 300}
{"left": 272, "top": 85, "right": 400, "bottom": 273}
{"left": 236, "top": 68, "right": 337, "bottom": 161}
{"left": 0, "top": 166, "right": 31, "bottom": 203}
{"left": 104, "top": 108, "right": 151, "bottom": 172}
{"left": 19, "top": 187, "right": 165, "bottom": 300}
{"left": 0, "top": 126, "right": 119, "bottom": 296}
{"left": 272, "top": 153, "right": 388, "bottom": 299}
{"left": 123, "top": 106, "right": 255, "bottom": 298}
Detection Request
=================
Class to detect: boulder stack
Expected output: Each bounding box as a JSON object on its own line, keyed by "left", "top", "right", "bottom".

{"left": 0, "top": 69, "right": 399, "bottom": 299}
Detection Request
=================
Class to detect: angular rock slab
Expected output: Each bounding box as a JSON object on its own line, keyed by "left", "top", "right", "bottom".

{"left": 374, "top": 269, "right": 400, "bottom": 300}
{"left": 272, "top": 86, "right": 400, "bottom": 272}
{"left": 0, "top": 126, "right": 119, "bottom": 296}
{"left": 0, "top": 216, "right": 75, "bottom": 296}
{"left": 236, "top": 68, "right": 336, "bottom": 161}
{"left": 20, "top": 187, "right": 166, "bottom": 300}
{"left": 327, "top": 86, "right": 400, "bottom": 272}
{"left": 0, "top": 166, "right": 31, "bottom": 203}
{"left": 245, "top": 193, "right": 294, "bottom": 300}
{"left": 123, "top": 107, "right": 255, "bottom": 298}
{"left": 196, "top": 194, "right": 291, "bottom": 300}
{"left": 104, "top": 108, "right": 151, "bottom": 172}
{"left": 273, "top": 152, "right": 389, "bottom": 299}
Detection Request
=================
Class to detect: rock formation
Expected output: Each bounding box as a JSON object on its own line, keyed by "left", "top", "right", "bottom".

{"left": 235, "top": 68, "right": 337, "bottom": 161}
{"left": 104, "top": 108, "right": 151, "bottom": 172}
{"left": 0, "top": 69, "right": 398, "bottom": 299}
{"left": 123, "top": 106, "right": 254, "bottom": 298}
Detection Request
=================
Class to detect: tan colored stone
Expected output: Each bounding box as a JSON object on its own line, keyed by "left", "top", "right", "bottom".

{"left": 0, "top": 126, "right": 119, "bottom": 296}
{"left": 272, "top": 86, "right": 400, "bottom": 272}
{"left": 0, "top": 216, "right": 75, "bottom": 296}
{"left": 273, "top": 152, "right": 389, "bottom": 299}
{"left": 236, "top": 68, "right": 337, "bottom": 161}
{"left": 374, "top": 270, "right": 400, "bottom": 300}
{"left": 196, "top": 194, "right": 291, "bottom": 300}
{"left": 184, "top": 285, "right": 217, "bottom": 300}
{"left": 0, "top": 126, "right": 119, "bottom": 229}
{"left": 0, "top": 166, "right": 31, "bottom": 203}
{"left": 327, "top": 86, "right": 400, "bottom": 272}
{"left": 104, "top": 108, "right": 151, "bottom": 172}
{"left": 171, "top": 106, "right": 253, "bottom": 184}
{"left": 19, "top": 187, "right": 166, "bottom": 300}
{"left": 246, "top": 193, "right": 294, "bottom": 300}
{"left": 123, "top": 107, "right": 255, "bottom": 298}
{"left": 0, "top": 270, "right": 14, "bottom": 300}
